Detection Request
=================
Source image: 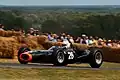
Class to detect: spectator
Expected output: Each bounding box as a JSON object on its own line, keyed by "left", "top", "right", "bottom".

{"left": 60, "top": 33, "right": 66, "bottom": 40}
{"left": 29, "top": 28, "right": 35, "bottom": 36}
{"left": 107, "top": 40, "right": 112, "bottom": 47}
{"left": 67, "top": 35, "right": 74, "bottom": 43}
{"left": 112, "top": 40, "right": 118, "bottom": 47}
{"left": 69, "top": 37, "right": 74, "bottom": 43}
{"left": 75, "top": 36, "right": 82, "bottom": 43}
{"left": 51, "top": 34, "right": 58, "bottom": 42}
{"left": 92, "top": 36, "right": 99, "bottom": 46}
{"left": 57, "top": 36, "right": 62, "bottom": 42}
{"left": 98, "top": 38, "right": 103, "bottom": 46}
{"left": 34, "top": 30, "right": 37, "bottom": 36}
{"left": 48, "top": 32, "right": 53, "bottom": 41}
{"left": 0, "top": 24, "right": 4, "bottom": 31}
{"left": 81, "top": 34, "right": 87, "bottom": 44}
{"left": 88, "top": 36, "right": 94, "bottom": 45}
{"left": 85, "top": 36, "right": 89, "bottom": 45}
{"left": 19, "top": 29, "right": 25, "bottom": 36}
{"left": 117, "top": 41, "right": 120, "bottom": 47}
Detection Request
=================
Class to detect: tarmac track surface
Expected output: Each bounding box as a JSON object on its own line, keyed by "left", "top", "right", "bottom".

{"left": 0, "top": 63, "right": 120, "bottom": 70}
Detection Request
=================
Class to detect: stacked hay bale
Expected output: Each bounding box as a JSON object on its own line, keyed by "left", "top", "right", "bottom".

{"left": 101, "top": 47, "right": 120, "bottom": 63}
{"left": 0, "top": 30, "right": 120, "bottom": 63}
{"left": 0, "top": 35, "right": 48, "bottom": 58}
{"left": 0, "top": 30, "right": 48, "bottom": 58}
{"left": 0, "top": 30, "right": 21, "bottom": 37}
{"left": 24, "top": 36, "right": 45, "bottom": 50}
{"left": 0, "top": 37, "right": 19, "bottom": 58}
{"left": 0, "top": 30, "right": 22, "bottom": 58}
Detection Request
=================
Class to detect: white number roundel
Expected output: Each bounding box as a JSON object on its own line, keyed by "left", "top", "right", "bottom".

{"left": 68, "top": 52, "right": 74, "bottom": 59}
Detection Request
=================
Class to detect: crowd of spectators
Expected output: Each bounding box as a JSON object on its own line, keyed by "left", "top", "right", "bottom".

{"left": 27, "top": 28, "right": 40, "bottom": 36}
{"left": 25, "top": 27, "right": 120, "bottom": 48}
{"left": 0, "top": 23, "right": 120, "bottom": 48}
{"left": 44, "top": 32, "right": 120, "bottom": 48}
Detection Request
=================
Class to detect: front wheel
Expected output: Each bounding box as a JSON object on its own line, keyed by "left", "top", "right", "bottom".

{"left": 89, "top": 49, "right": 103, "bottom": 68}
{"left": 53, "top": 50, "right": 68, "bottom": 66}
{"left": 18, "top": 47, "right": 30, "bottom": 64}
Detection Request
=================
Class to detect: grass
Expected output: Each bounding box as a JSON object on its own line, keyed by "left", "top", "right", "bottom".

{"left": 0, "top": 59, "right": 119, "bottom": 80}
{"left": 0, "top": 67, "right": 120, "bottom": 80}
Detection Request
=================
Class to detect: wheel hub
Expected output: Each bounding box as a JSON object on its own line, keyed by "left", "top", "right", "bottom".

{"left": 57, "top": 52, "right": 64, "bottom": 63}
{"left": 95, "top": 52, "right": 102, "bottom": 64}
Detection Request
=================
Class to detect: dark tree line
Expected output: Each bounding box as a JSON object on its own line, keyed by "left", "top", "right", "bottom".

{"left": 0, "top": 10, "right": 120, "bottom": 39}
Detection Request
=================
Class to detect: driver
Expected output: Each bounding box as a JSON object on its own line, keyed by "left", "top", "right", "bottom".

{"left": 62, "top": 38, "right": 70, "bottom": 48}
{"left": 60, "top": 33, "right": 71, "bottom": 48}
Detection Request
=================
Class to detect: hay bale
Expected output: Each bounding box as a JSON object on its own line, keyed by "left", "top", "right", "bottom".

{"left": 42, "top": 41, "right": 63, "bottom": 49}
{"left": 0, "top": 30, "right": 5, "bottom": 37}
{"left": 25, "top": 36, "right": 44, "bottom": 50}
{"left": 0, "top": 30, "right": 21, "bottom": 37}
{"left": 0, "top": 37, "right": 19, "bottom": 58}
{"left": 37, "top": 35, "right": 48, "bottom": 44}
{"left": 73, "top": 43, "right": 89, "bottom": 50}
{"left": 101, "top": 47, "right": 120, "bottom": 63}
{"left": 0, "top": 36, "right": 45, "bottom": 58}
{"left": 15, "top": 36, "right": 45, "bottom": 50}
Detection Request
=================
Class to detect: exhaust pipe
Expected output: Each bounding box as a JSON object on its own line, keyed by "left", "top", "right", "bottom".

{"left": 20, "top": 52, "right": 32, "bottom": 62}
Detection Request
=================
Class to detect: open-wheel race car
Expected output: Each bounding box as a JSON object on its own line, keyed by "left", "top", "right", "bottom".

{"left": 18, "top": 40, "right": 103, "bottom": 68}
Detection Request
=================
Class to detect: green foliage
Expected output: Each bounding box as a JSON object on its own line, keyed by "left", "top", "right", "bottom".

{"left": 42, "top": 20, "right": 61, "bottom": 33}
{"left": 0, "top": 11, "right": 30, "bottom": 31}
{"left": 1, "top": 9, "right": 120, "bottom": 39}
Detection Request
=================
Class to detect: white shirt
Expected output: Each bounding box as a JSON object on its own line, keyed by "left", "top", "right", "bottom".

{"left": 70, "top": 38, "right": 74, "bottom": 43}
{"left": 63, "top": 39, "right": 70, "bottom": 48}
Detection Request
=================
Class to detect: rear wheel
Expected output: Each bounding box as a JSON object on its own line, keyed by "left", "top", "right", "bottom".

{"left": 18, "top": 47, "right": 30, "bottom": 64}
{"left": 89, "top": 49, "right": 103, "bottom": 68}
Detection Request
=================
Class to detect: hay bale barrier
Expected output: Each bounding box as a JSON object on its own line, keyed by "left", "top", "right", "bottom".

{"left": 0, "top": 37, "right": 18, "bottom": 58}
{"left": 0, "top": 30, "right": 21, "bottom": 37}
{"left": 101, "top": 47, "right": 120, "bottom": 63}
{"left": 0, "top": 30, "right": 47, "bottom": 58}
{"left": 0, "top": 36, "right": 47, "bottom": 59}
{"left": 0, "top": 31, "right": 120, "bottom": 63}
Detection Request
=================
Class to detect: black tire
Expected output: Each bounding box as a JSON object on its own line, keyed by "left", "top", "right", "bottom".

{"left": 18, "top": 47, "right": 31, "bottom": 64}
{"left": 89, "top": 48, "right": 103, "bottom": 68}
{"left": 53, "top": 49, "right": 67, "bottom": 66}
